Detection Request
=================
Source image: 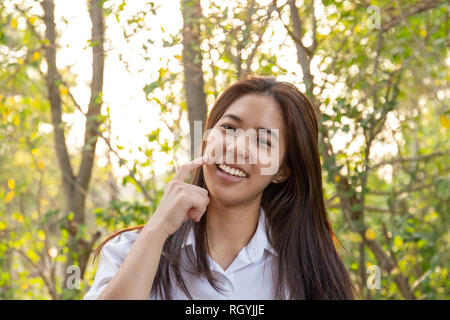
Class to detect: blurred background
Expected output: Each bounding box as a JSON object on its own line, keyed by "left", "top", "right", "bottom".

{"left": 0, "top": 0, "right": 448, "bottom": 300}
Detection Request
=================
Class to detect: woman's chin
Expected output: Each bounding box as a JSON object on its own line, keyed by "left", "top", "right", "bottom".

{"left": 206, "top": 188, "right": 247, "bottom": 206}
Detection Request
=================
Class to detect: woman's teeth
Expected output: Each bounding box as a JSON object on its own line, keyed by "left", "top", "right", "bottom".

{"left": 218, "top": 164, "right": 248, "bottom": 178}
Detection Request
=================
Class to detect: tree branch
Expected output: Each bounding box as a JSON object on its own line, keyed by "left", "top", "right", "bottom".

{"left": 77, "top": 0, "right": 105, "bottom": 194}
{"left": 380, "top": 0, "right": 445, "bottom": 32}
{"left": 42, "top": 0, "right": 75, "bottom": 188}
{"left": 308, "top": 0, "right": 317, "bottom": 53}
{"left": 11, "top": 248, "right": 58, "bottom": 299}
{"left": 368, "top": 151, "right": 448, "bottom": 171}
{"left": 242, "top": 6, "right": 275, "bottom": 78}
{"left": 275, "top": 0, "right": 310, "bottom": 54}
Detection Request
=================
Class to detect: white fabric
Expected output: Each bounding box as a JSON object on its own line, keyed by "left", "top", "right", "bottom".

{"left": 84, "top": 206, "right": 286, "bottom": 300}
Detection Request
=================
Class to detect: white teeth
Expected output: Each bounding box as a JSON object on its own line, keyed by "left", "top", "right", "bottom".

{"left": 218, "top": 164, "right": 247, "bottom": 178}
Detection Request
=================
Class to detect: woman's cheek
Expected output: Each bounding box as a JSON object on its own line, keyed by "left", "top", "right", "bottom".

{"left": 257, "top": 151, "right": 281, "bottom": 176}
{"left": 203, "top": 140, "right": 220, "bottom": 163}
{"left": 203, "top": 130, "right": 229, "bottom": 163}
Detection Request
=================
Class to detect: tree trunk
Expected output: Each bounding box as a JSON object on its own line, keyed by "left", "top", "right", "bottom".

{"left": 181, "top": 0, "right": 208, "bottom": 160}
{"left": 42, "top": 0, "right": 104, "bottom": 297}
{"left": 288, "top": 0, "right": 314, "bottom": 101}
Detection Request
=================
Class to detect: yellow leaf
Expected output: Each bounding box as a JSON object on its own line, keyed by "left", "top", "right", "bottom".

{"left": 440, "top": 114, "right": 450, "bottom": 129}
{"left": 4, "top": 191, "right": 15, "bottom": 204}
{"left": 317, "top": 32, "right": 326, "bottom": 40}
{"left": 0, "top": 221, "right": 6, "bottom": 230}
{"left": 14, "top": 150, "right": 29, "bottom": 166}
{"left": 12, "top": 212, "right": 23, "bottom": 223}
{"left": 31, "top": 211, "right": 39, "bottom": 220}
{"left": 55, "top": 255, "right": 67, "bottom": 263}
{"left": 13, "top": 114, "right": 20, "bottom": 126}
{"left": 6, "top": 96, "right": 15, "bottom": 105}
{"left": 11, "top": 18, "right": 18, "bottom": 29}
{"left": 40, "top": 198, "right": 49, "bottom": 207}
{"left": 424, "top": 211, "right": 439, "bottom": 222}
{"left": 26, "top": 249, "right": 39, "bottom": 263}
{"left": 59, "top": 87, "right": 69, "bottom": 96}
{"left": 393, "top": 235, "right": 403, "bottom": 248}
{"left": 349, "top": 232, "right": 362, "bottom": 243}
{"left": 8, "top": 179, "right": 15, "bottom": 189}
{"left": 31, "top": 98, "right": 40, "bottom": 108}
{"left": 160, "top": 68, "right": 167, "bottom": 78}
{"left": 31, "top": 51, "right": 41, "bottom": 62}
{"left": 391, "top": 267, "right": 400, "bottom": 275}
{"left": 365, "top": 228, "right": 376, "bottom": 240}
{"left": 37, "top": 230, "right": 46, "bottom": 241}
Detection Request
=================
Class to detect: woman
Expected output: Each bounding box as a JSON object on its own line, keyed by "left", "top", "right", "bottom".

{"left": 84, "top": 76, "right": 355, "bottom": 300}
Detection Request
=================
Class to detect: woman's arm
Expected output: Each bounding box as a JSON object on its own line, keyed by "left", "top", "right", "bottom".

{"left": 95, "top": 155, "right": 210, "bottom": 299}
{"left": 96, "top": 224, "right": 167, "bottom": 300}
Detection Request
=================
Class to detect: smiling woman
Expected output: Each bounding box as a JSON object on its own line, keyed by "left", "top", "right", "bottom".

{"left": 84, "top": 76, "right": 355, "bottom": 300}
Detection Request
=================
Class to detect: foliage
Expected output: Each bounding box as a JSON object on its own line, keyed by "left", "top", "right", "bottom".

{"left": 0, "top": 0, "right": 448, "bottom": 299}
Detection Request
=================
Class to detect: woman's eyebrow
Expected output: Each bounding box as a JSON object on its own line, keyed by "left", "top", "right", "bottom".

{"left": 222, "top": 113, "right": 242, "bottom": 123}
{"left": 221, "top": 113, "right": 279, "bottom": 141}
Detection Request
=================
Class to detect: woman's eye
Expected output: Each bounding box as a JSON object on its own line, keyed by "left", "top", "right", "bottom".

{"left": 258, "top": 138, "right": 271, "bottom": 146}
{"left": 221, "top": 124, "right": 271, "bottom": 146}
{"left": 221, "top": 124, "right": 235, "bottom": 132}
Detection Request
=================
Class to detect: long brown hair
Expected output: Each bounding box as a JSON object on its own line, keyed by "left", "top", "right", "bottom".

{"left": 92, "top": 76, "right": 355, "bottom": 299}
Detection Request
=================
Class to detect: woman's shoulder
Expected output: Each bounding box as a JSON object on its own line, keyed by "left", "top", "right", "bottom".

{"left": 100, "top": 229, "right": 141, "bottom": 260}
{"left": 115, "top": 229, "right": 140, "bottom": 244}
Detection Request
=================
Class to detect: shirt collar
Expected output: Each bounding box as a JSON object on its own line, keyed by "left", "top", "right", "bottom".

{"left": 181, "top": 206, "right": 278, "bottom": 258}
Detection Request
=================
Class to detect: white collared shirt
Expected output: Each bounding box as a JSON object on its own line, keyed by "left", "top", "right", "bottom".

{"left": 84, "top": 207, "right": 284, "bottom": 300}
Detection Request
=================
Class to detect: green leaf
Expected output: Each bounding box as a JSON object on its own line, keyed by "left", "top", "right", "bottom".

{"left": 147, "top": 128, "right": 160, "bottom": 142}
{"left": 143, "top": 81, "right": 160, "bottom": 96}
{"left": 342, "top": 124, "right": 350, "bottom": 133}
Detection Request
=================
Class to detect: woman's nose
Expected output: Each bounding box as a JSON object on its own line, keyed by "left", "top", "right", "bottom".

{"left": 225, "top": 131, "right": 250, "bottom": 164}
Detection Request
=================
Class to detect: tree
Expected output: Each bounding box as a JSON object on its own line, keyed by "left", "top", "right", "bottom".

{"left": 276, "top": 0, "right": 448, "bottom": 299}
{"left": 41, "top": 0, "right": 105, "bottom": 293}
{"left": 181, "top": 0, "right": 208, "bottom": 159}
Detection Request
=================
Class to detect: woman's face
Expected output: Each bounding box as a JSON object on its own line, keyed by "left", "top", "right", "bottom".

{"left": 202, "top": 93, "right": 288, "bottom": 206}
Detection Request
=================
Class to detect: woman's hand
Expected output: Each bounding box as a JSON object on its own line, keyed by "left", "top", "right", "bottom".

{"left": 144, "top": 154, "right": 210, "bottom": 238}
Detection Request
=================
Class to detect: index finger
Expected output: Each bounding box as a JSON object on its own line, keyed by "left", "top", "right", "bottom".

{"left": 172, "top": 154, "right": 209, "bottom": 182}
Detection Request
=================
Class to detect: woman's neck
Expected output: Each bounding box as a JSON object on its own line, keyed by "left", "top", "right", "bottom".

{"left": 205, "top": 195, "right": 262, "bottom": 258}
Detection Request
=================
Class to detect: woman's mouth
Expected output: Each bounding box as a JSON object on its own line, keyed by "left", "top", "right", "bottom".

{"left": 215, "top": 163, "right": 249, "bottom": 183}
